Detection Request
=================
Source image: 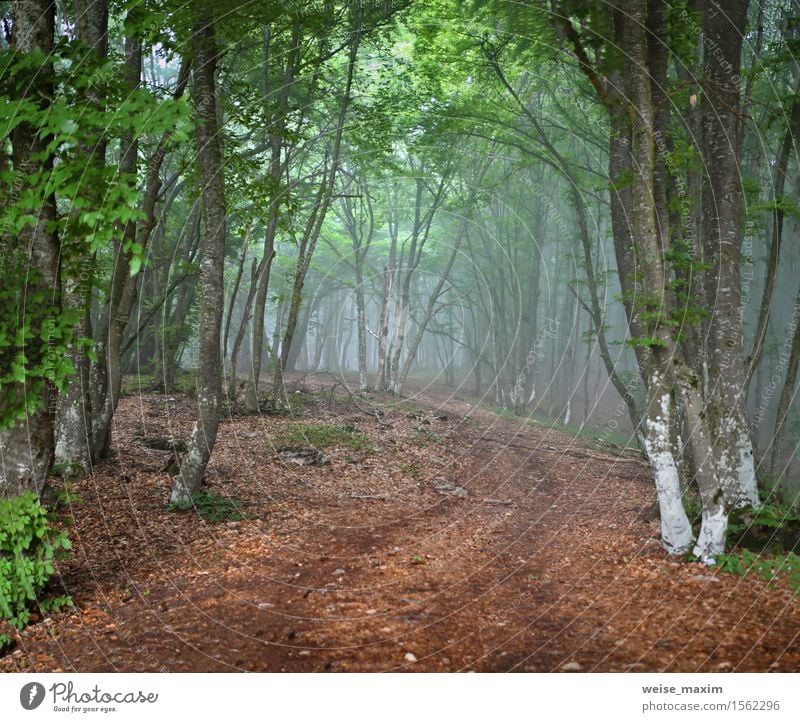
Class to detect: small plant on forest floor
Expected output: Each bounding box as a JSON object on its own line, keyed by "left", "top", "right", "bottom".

{"left": 413, "top": 428, "right": 444, "bottom": 446}
{"left": 168, "top": 491, "right": 248, "bottom": 523}
{"left": 400, "top": 461, "right": 420, "bottom": 479}
{"left": 0, "top": 492, "right": 72, "bottom": 630}
{"left": 272, "top": 423, "right": 372, "bottom": 452}
{"left": 716, "top": 550, "right": 800, "bottom": 593}
{"left": 493, "top": 406, "right": 517, "bottom": 421}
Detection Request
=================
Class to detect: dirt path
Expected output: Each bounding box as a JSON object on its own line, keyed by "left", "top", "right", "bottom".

{"left": 2, "top": 383, "right": 798, "bottom": 672}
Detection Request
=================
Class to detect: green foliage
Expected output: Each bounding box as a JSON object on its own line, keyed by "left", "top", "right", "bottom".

{"left": 168, "top": 491, "right": 247, "bottom": 523}
{"left": 0, "top": 493, "right": 72, "bottom": 630}
{"left": 0, "top": 264, "right": 78, "bottom": 429}
{"left": 716, "top": 550, "right": 800, "bottom": 594}
{"left": 0, "top": 30, "right": 192, "bottom": 431}
{"left": 272, "top": 423, "right": 372, "bottom": 451}
{"left": 0, "top": 632, "right": 11, "bottom": 652}
{"left": 729, "top": 503, "right": 800, "bottom": 534}
{"left": 624, "top": 335, "right": 668, "bottom": 349}
{"left": 726, "top": 502, "right": 800, "bottom": 553}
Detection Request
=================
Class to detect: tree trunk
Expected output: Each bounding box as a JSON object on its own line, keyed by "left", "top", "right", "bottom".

{"left": 396, "top": 221, "right": 466, "bottom": 394}
{"left": 0, "top": 0, "right": 58, "bottom": 499}
{"left": 91, "top": 49, "right": 190, "bottom": 458}
{"left": 244, "top": 23, "right": 299, "bottom": 413}
{"left": 769, "top": 289, "right": 800, "bottom": 475}
{"left": 746, "top": 85, "right": 800, "bottom": 385}
{"left": 275, "top": 15, "right": 362, "bottom": 398}
{"left": 700, "top": 0, "right": 759, "bottom": 509}
{"left": 170, "top": 6, "right": 226, "bottom": 503}
{"left": 55, "top": 0, "right": 108, "bottom": 477}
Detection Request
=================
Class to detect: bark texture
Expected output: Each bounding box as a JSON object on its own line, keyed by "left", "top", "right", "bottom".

{"left": 170, "top": 5, "right": 226, "bottom": 503}
{"left": 55, "top": 0, "right": 108, "bottom": 476}
{"left": 0, "top": 0, "right": 58, "bottom": 499}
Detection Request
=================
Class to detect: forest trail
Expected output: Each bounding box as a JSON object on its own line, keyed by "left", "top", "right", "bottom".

{"left": 1, "top": 381, "right": 798, "bottom": 672}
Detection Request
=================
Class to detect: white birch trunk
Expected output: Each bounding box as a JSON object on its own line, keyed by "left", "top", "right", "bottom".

{"left": 643, "top": 380, "right": 694, "bottom": 555}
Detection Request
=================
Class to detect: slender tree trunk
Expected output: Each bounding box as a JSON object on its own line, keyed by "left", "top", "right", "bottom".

{"left": 620, "top": 0, "right": 699, "bottom": 554}
{"left": 229, "top": 256, "right": 265, "bottom": 402}
{"left": 376, "top": 186, "right": 399, "bottom": 390}
{"left": 769, "top": 289, "right": 800, "bottom": 475}
{"left": 355, "top": 264, "right": 369, "bottom": 390}
{"left": 223, "top": 222, "right": 253, "bottom": 375}
{"left": 91, "top": 51, "right": 190, "bottom": 458}
{"left": 170, "top": 6, "right": 226, "bottom": 503}
{"left": 746, "top": 87, "right": 800, "bottom": 385}
{"left": 396, "top": 222, "right": 466, "bottom": 394}
{"left": 275, "top": 17, "right": 362, "bottom": 397}
{"left": 55, "top": 0, "right": 108, "bottom": 476}
{"left": 244, "top": 23, "right": 299, "bottom": 413}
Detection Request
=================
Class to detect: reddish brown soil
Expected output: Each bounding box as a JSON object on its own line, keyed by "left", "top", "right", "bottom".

{"left": 2, "top": 380, "right": 798, "bottom": 672}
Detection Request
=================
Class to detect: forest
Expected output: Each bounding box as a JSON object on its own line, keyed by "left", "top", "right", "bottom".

{"left": 0, "top": 0, "right": 799, "bottom": 674}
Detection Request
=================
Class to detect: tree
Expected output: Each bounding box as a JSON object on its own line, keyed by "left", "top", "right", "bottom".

{"left": 551, "top": 0, "right": 759, "bottom": 557}
{"left": 170, "top": 1, "right": 227, "bottom": 503}
{"left": 54, "top": 0, "right": 109, "bottom": 477}
{"left": 0, "top": 0, "right": 59, "bottom": 499}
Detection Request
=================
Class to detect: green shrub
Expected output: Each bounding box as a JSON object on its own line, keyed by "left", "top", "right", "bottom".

{"left": 0, "top": 492, "right": 72, "bottom": 629}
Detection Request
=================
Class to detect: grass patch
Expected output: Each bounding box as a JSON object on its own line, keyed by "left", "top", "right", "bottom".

{"left": 385, "top": 400, "right": 426, "bottom": 416}
{"left": 173, "top": 370, "right": 198, "bottom": 394}
{"left": 492, "top": 406, "right": 518, "bottom": 421}
{"left": 272, "top": 423, "right": 372, "bottom": 452}
{"left": 481, "top": 402, "right": 638, "bottom": 450}
{"left": 168, "top": 491, "right": 248, "bottom": 523}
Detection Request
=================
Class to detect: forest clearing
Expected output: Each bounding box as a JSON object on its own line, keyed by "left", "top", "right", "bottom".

{"left": 1, "top": 0, "right": 800, "bottom": 697}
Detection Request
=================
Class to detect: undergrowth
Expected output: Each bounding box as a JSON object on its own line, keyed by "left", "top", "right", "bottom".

{"left": 684, "top": 491, "right": 800, "bottom": 593}
{"left": 272, "top": 423, "right": 372, "bottom": 451}
{"left": 168, "top": 490, "right": 248, "bottom": 523}
{"left": 0, "top": 492, "right": 73, "bottom": 630}
{"left": 716, "top": 550, "right": 800, "bottom": 594}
